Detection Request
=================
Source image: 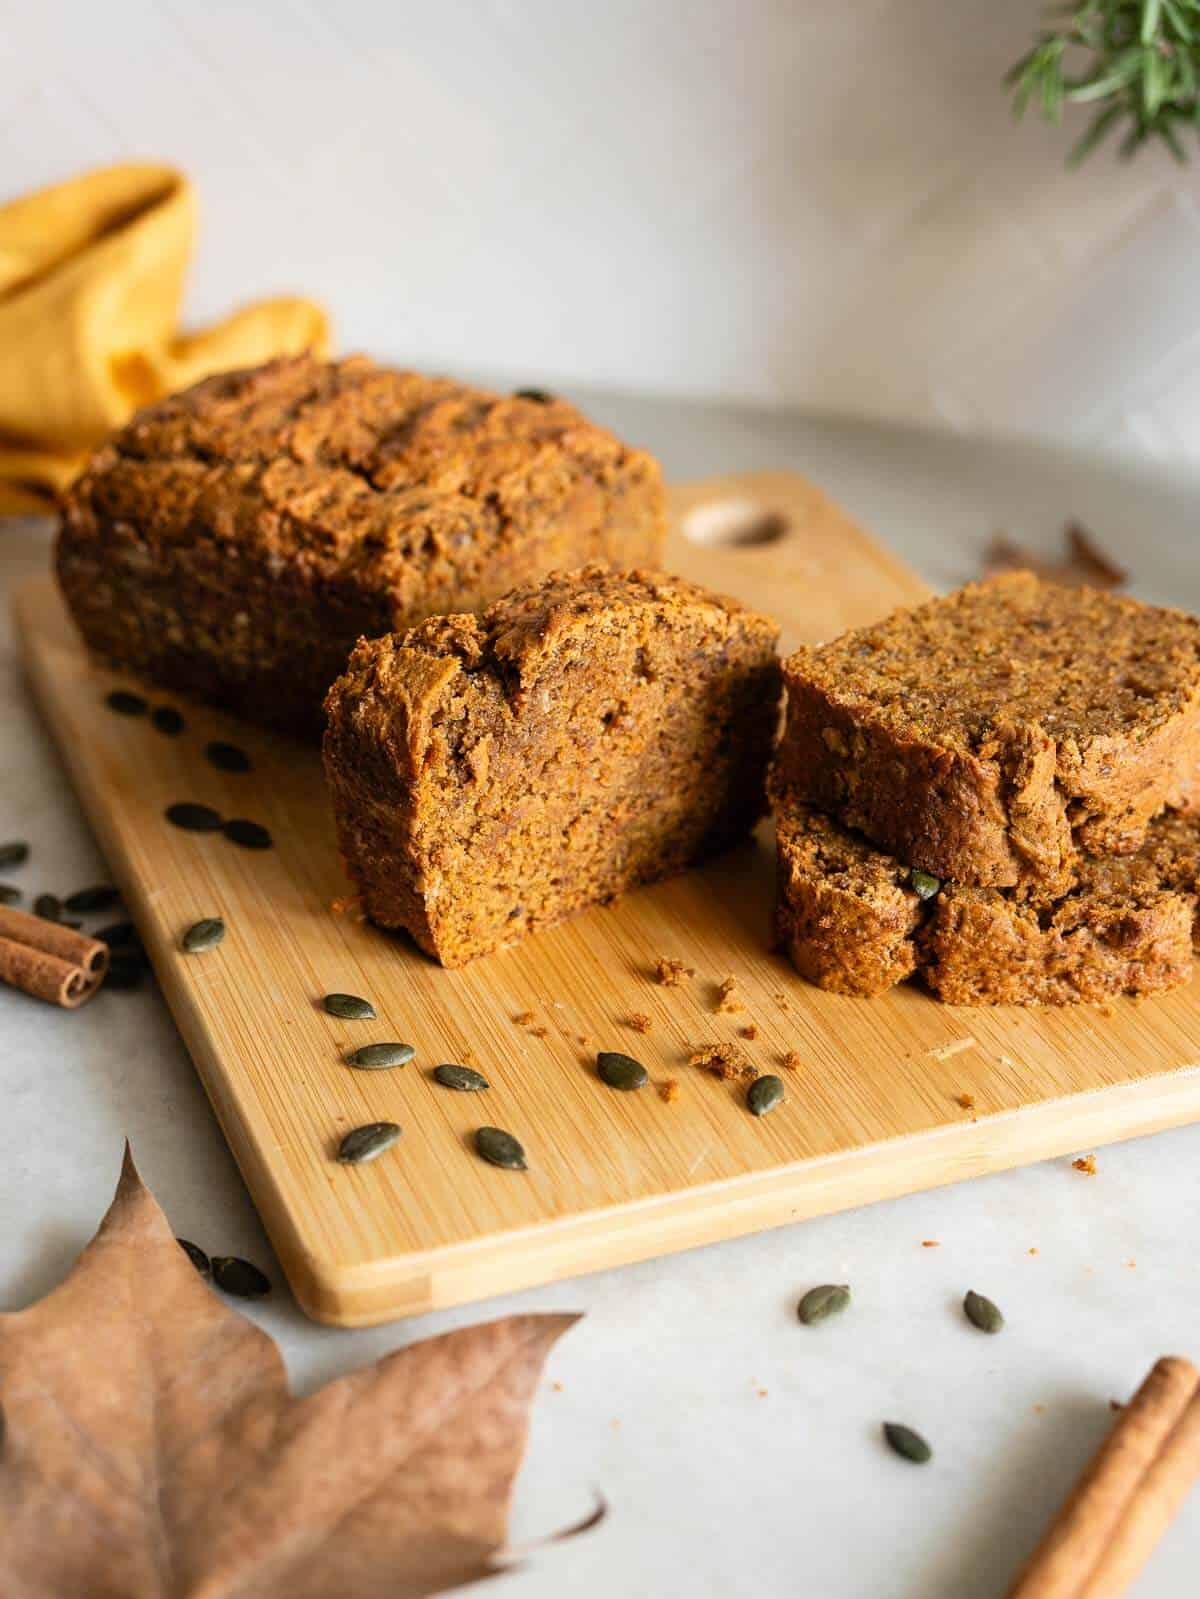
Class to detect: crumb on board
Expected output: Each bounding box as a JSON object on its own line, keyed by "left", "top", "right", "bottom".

{"left": 740, "top": 1023, "right": 759, "bottom": 1041}
{"left": 928, "top": 1036, "right": 977, "bottom": 1062}
{"left": 577, "top": 1033, "right": 592, "bottom": 1047}
{"left": 329, "top": 894, "right": 363, "bottom": 917}
{"left": 782, "top": 1049, "right": 803, "bottom": 1073}
{"left": 999, "top": 1054, "right": 1018, "bottom": 1068}
{"left": 921, "top": 1240, "right": 940, "bottom": 1249}
{"left": 461, "top": 1048, "right": 476, "bottom": 1065}
{"left": 772, "top": 991, "right": 790, "bottom": 1010}
{"left": 1096, "top": 1002, "right": 1115, "bottom": 1017}
{"left": 528, "top": 1024, "right": 549, "bottom": 1039}
{"left": 688, "top": 1042, "right": 755, "bottom": 1081}
{"left": 513, "top": 1010, "right": 535, "bottom": 1027}
{"left": 654, "top": 956, "right": 694, "bottom": 988}
{"left": 715, "top": 975, "right": 743, "bottom": 1014}
{"left": 954, "top": 1092, "right": 976, "bottom": 1111}
{"left": 628, "top": 1012, "right": 653, "bottom": 1034}
{"left": 1072, "top": 1155, "right": 1098, "bottom": 1176}
{"left": 658, "top": 1078, "right": 680, "bottom": 1103}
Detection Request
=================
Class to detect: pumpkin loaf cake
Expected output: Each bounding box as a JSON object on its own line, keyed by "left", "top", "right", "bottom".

{"left": 56, "top": 355, "right": 666, "bottom": 739}
{"left": 323, "top": 565, "right": 781, "bottom": 967}
{"left": 773, "top": 572, "right": 1200, "bottom": 891}
{"left": 775, "top": 796, "right": 1199, "bottom": 1006}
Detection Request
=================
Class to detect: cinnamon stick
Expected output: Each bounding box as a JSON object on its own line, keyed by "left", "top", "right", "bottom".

{"left": 0, "top": 905, "right": 108, "bottom": 1007}
{"left": 1007, "top": 1356, "right": 1200, "bottom": 1598}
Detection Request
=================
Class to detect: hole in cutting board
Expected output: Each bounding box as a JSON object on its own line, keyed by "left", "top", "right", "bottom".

{"left": 682, "top": 498, "right": 787, "bottom": 548}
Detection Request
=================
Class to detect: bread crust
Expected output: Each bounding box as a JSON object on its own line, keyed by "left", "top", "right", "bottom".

{"left": 56, "top": 356, "right": 666, "bottom": 738}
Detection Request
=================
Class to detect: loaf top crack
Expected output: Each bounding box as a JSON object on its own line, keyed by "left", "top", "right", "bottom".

{"left": 775, "top": 572, "right": 1200, "bottom": 888}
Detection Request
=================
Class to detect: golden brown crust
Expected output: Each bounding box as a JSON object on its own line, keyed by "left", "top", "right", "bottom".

{"left": 323, "top": 565, "right": 781, "bottom": 966}
{"left": 774, "top": 793, "right": 1198, "bottom": 1006}
{"left": 56, "top": 356, "right": 666, "bottom": 738}
{"left": 773, "top": 572, "right": 1200, "bottom": 890}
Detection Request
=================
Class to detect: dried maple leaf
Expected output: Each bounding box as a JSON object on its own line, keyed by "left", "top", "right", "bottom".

{"left": 0, "top": 1149, "right": 577, "bottom": 1598}
{"left": 984, "top": 520, "right": 1127, "bottom": 589}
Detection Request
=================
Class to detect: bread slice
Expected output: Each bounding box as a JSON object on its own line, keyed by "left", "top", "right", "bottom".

{"left": 57, "top": 356, "right": 666, "bottom": 739}
{"left": 773, "top": 573, "right": 1200, "bottom": 890}
{"left": 775, "top": 798, "right": 1197, "bottom": 1006}
{"left": 324, "top": 565, "right": 781, "bottom": 966}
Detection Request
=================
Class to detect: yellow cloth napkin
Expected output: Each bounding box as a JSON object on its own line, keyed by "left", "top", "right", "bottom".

{"left": 0, "top": 164, "right": 331, "bottom": 514}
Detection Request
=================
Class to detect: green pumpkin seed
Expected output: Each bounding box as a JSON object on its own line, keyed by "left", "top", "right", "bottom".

{"left": 797, "top": 1283, "right": 851, "bottom": 1325}
{"left": 747, "top": 1075, "right": 785, "bottom": 1117}
{"left": 597, "top": 1050, "right": 648, "bottom": 1091}
{"left": 211, "top": 1256, "right": 271, "bottom": 1297}
{"left": 433, "top": 1063, "right": 489, "bottom": 1092}
{"left": 348, "top": 1042, "right": 414, "bottom": 1070}
{"left": 34, "top": 892, "right": 63, "bottom": 921}
{"left": 166, "top": 801, "right": 224, "bottom": 832}
{"left": 224, "top": 818, "right": 272, "bottom": 850}
{"left": 883, "top": 1422, "right": 932, "bottom": 1464}
{"left": 324, "top": 992, "right": 376, "bottom": 1021}
{"left": 206, "top": 740, "right": 252, "bottom": 773}
{"left": 0, "top": 884, "right": 20, "bottom": 905}
{"left": 64, "top": 884, "right": 120, "bottom": 913}
{"left": 476, "top": 1126, "right": 527, "bottom": 1170}
{"left": 0, "top": 841, "right": 29, "bottom": 869}
{"left": 151, "top": 706, "right": 185, "bottom": 735}
{"left": 910, "top": 868, "right": 941, "bottom": 901}
{"left": 105, "top": 689, "right": 147, "bottom": 716}
{"left": 963, "top": 1289, "right": 1005, "bottom": 1334}
{"left": 338, "top": 1121, "right": 402, "bottom": 1164}
{"left": 177, "top": 1237, "right": 211, "bottom": 1278}
{"left": 182, "top": 917, "right": 225, "bottom": 954}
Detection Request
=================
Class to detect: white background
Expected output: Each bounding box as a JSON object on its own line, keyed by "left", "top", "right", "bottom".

{"left": 7, "top": 0, "right": 1200, "bottom": 459}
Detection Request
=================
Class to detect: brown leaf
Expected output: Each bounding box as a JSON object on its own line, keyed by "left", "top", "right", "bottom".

{"left": 0, "top": 1148, "right": 578, "bottom": 1598}
{"left": 984, "top": 519, "right": 1128, "bottom": 589}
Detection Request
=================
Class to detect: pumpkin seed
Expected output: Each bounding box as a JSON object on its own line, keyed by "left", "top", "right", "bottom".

{"left": 33, "top": 892, "right": 63, "bottom": 920}
{"left": 166, "top": 801, "right": 223, "bottom": 832}
{"left": 433, "top": 1063, "right": 489, "bottom": 1092}
{"left": 224, "top": 818, "right": 271, "bottom": 850}
{"left": 324, "top": 992, "right": 376, "bottom": 1021}
{"left": 105, "top": 689, "right": 146, "bottom": 716}
{"left": 963, "top": 1289, "right": 1005, "bottom": 1335}
{"left": 797, "top": 1283, "right": 851, "bottom": 1325}
{"left": 597, "top": 1050, "right": 648, "bottom": 1091}
{"left": 883, "top": 1423, "right": 932, "bottom": 1464}
{"left": 910, "top": 868, "right": 941, "bottom": 901}
{"left": 338, "top": 1121, "right": 402, "bottom": 1164}
{"left": 182, "top": 917, "right": 225, "bottom": 954}
{"left": 206, "top": 740, "right": 252, "bottom": 773}
{"left": 105, "top": 950, "right": 147, "bottom": 990}
{"left": 64, "top": 884, "right": 120, "bottom": 913}
{"left": 348, "top": 1042, "right": 414, "bottom": 1070}
{"left": 151, "top": 706, "right": 185, "bottom": 735}
{"left": 177, "top": 1237, "right": 211, "bottom": 1278}
{"left": 476, "top": 1126, "right": 527, "bottom": 1170}
{"left": 514, "top": 387, "right": 552, "bottom": 403}
{"left": 211, "top": 1256, "right": 271, "bottom": 1297}
{"left": 0, "top": 883, "right": 20, "bottom": 905}
{"left": 0, "top": 842, "right": 29, "bottom": 869}
{"left": 747, "top": 1075, "right": 785, "bottom": 1117}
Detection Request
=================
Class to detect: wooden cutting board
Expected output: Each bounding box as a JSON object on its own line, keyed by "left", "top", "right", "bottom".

{"left": 14, "top": 471, "right": 1200, "bottom": 1327}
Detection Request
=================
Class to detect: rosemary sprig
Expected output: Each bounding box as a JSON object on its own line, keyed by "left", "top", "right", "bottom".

{"left": 1007, "top": 0, "right": 1200, "bottom": 162}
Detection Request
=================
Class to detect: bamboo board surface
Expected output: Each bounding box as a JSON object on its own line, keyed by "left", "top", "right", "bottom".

{"left": 14, "top": 470, "right": 1200, "bottom": 1327}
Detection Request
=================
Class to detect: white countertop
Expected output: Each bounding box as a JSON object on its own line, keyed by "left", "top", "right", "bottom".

{"left": 3, "top": 399, "right": 1200, "bottom": 1599}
